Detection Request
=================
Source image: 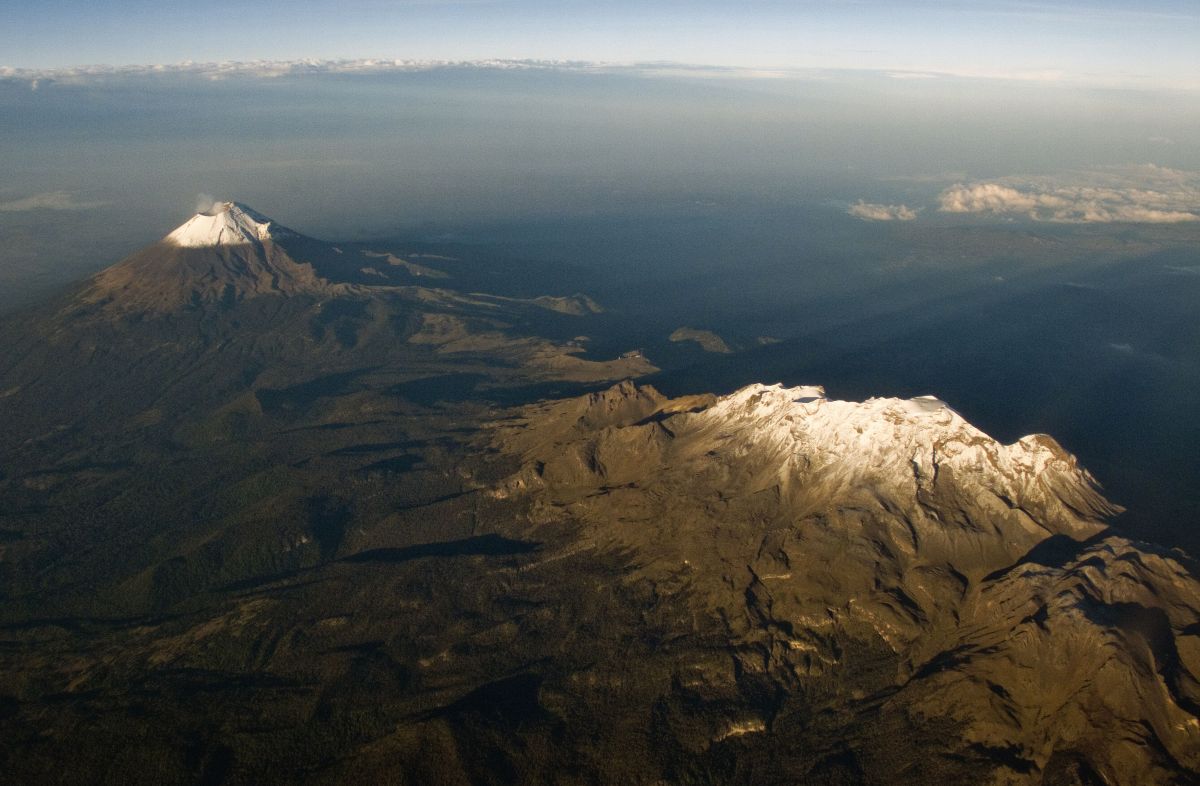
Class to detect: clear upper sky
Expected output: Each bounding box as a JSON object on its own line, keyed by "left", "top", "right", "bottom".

{"left": 3, "top": 0, "right": 1198, "bottom": 88}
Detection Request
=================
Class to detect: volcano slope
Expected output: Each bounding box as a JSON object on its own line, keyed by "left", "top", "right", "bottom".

{"left": 0, "top": 202, "right": 652, "bottom": 620}
{"left": 1, "top": 374, "right": 1197, "bottom": 784}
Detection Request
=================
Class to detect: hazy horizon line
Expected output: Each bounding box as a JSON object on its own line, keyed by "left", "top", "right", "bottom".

{"left": 3, "top": 57, "right": 1197, "bottom": 92}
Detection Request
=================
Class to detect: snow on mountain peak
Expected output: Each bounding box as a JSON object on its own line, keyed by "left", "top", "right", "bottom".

{"left": 663, "top": 382, "right": 1116, "bottom": 534}
{"left": 688, "top": 383, "right": 1018, "bottom": 477}
{"left": 163, "top": 201, "right": 294, "bottom": 247}
{"left": 501, "top": 381, "right": 1116, "bottom": 542}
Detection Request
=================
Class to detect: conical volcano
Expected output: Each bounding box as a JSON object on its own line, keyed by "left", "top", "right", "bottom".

{"left": 81, "top": 201, "right": 340, "bottom": 313}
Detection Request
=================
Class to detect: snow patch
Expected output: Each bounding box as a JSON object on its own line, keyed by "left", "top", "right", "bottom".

{"left": 163, "top": 201, "right": 294, "bottom": 247}
{"left": 685, "top": 383, "right": 1085, "bottom": 505}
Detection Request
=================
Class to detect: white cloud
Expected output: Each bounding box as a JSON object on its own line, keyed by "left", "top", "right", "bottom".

{"left": 937, "top": 167, "right": 1200, "bottom": 223}
{"left": 0, "top": 191, "right": 107, "bottom": 212}
{"left": 2, "top": 59, "right": 1190, "bottom": 91}
{"left": 847, "top": 201, "right": 919, "bottom": 221}
{"left": 0, "top": 59, "right": 602, "bottom": 87}
{"left": 885, "top": 71, "right": 939, "bottom": 80}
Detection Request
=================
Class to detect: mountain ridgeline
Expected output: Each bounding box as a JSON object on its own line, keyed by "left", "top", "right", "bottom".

{"left": 0, "top": 203, "right": 1197, "bottom": 785}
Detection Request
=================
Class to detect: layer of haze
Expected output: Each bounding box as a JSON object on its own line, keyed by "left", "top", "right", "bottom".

{"left": 2, "top": 66, "right": 1198, "bottom": 304}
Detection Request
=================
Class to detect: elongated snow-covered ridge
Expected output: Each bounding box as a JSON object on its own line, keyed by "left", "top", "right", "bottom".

{"left": 687, "top": 383, "right": 1031, "bottom": 475}
{"left": 671, "top": 383, "right": 1108, "bottom": 511}
{"left": 495, "top": 381, "right": 1120, "bottom": 539}
{"left": 163, "top": 201, "right": 293, "bottom": 247}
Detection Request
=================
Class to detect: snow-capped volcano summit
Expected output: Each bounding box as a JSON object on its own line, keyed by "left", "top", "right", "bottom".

{"left": 78, "top": 201, "right": 335, "bottom": 312}
{"left": 163, "top": 201, "right": 294, "bottom": 247}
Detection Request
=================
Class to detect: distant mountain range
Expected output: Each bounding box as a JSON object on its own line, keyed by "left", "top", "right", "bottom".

{"left": 0, "top": 203, "right": 1197, "bottom": 785}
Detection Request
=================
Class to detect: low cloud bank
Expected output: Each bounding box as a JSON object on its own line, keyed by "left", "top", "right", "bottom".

{"left": 0, "top": 191, "right": 107, "bottom": 212}
{"left": 937, "top": 166, "right": 1200, "bottom": 223}
{"left": 847, "top": 201, "right": 919, "bottom": 221}
{"left": 0, "top": 59, "right": 599, "bottom": 87}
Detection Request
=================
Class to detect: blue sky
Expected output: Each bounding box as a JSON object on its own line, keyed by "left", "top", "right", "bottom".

{"left": 3, "top": 0, "right": 1198, "bottom": 88}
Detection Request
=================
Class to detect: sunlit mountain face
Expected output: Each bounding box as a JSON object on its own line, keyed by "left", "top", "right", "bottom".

{"left": 2, "top": 3, "right": 1200, "bottom": 782}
